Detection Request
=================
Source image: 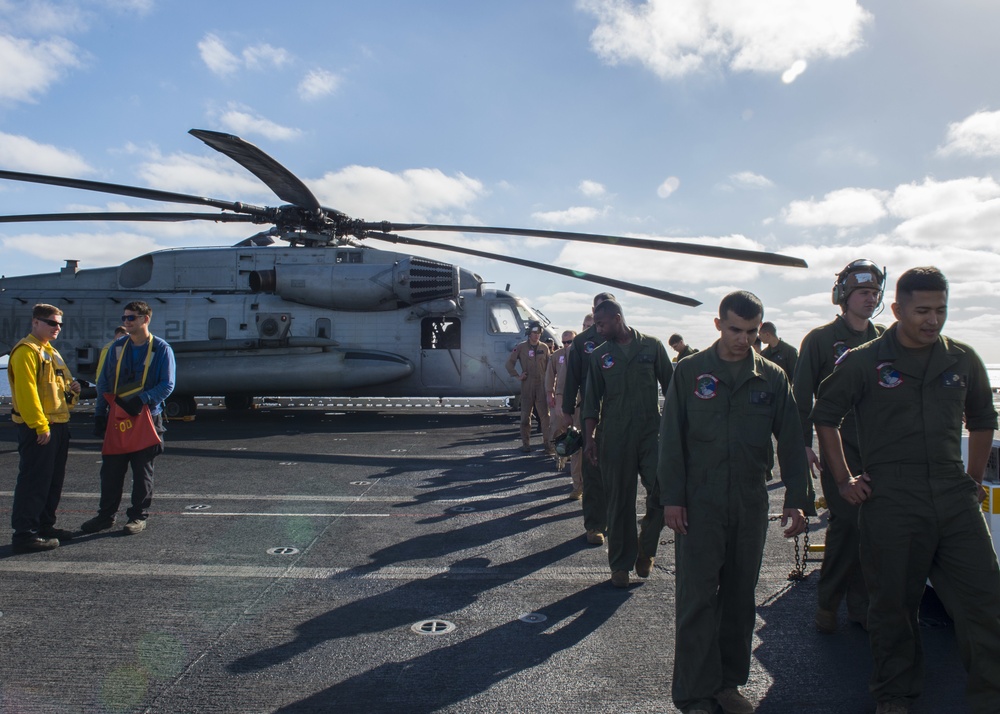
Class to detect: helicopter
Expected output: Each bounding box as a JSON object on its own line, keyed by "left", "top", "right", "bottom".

{"left": 0, "top": 129, "right": 807, "bottom": 418}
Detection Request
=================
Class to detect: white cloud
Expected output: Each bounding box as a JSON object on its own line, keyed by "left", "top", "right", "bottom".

{"left": 657, "top": 176, "right": 680, "bottom": 198}
{"left": 1, "top": 230, "right": 162, "bottom": 267}
{"left": 579, "top": 0, "right": 871, "bottom": 79}
{"left": 133, "top": 151, "right": 275, "bottom": 200}
{"left": 311, "top": 165, "right": 485, "bottom": 223}
{"left": 579, "top": 179, "right": 606, "bottom": 197}
{"left": 0, "top": 34, "right": 84, "bottom": 103}
{"left": 0, "top": 131, "right": 92, "bottom": 174}
{"left": 730, "top": 170, "right": 773, "bottom": 189}
{"left": 198, "top": 34, "right": 292, "bottom": 77}
{"left": 217, "top": 104, "right": 302, "bottom": 141}
{"left": 887, "top": 177, "right": 1000, "bottom": 220}
{"left": 938, "top": 109, "right": 1000, "bottom": 157}
{"left": 531, "top": 206, "right": 602, "bottom": 225}
{"left": 298, "top": 68, "right": 341, "bottom": 100}
{"left": 783, "top": 187, "right": 888, "bottom": 227}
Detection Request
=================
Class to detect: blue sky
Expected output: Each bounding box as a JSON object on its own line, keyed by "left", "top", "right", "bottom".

{"left": 1, "top": 0, "right": 999, "bottom": 362}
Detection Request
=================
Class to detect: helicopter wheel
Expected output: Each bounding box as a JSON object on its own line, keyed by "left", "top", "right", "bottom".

{"left": 224, "top": 394, "right": 254, "bottom": 411}
{"left": 165, "top": 395, "right": 197, "bottom": 419}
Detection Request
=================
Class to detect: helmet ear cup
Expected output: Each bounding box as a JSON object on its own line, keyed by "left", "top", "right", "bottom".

{"left": 833, "top": 260, "right": 885, "bottom": 305}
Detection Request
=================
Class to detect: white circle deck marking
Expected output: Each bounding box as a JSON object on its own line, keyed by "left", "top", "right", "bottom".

{"left": 519, "top": 613, "right": 547, "bottom": 624}
{"left": 411, "top": 620, "right": 456, "bottom": 635}
{"left": 449, "top": 505, "right": 476, "bottom": 513}
{"left": 185, "top": 504, "right": 211, "bottom": 510}
{"left": 267, "top": 547, "right": 300, "bottom": 555}
{"left": 349, "top": 481, "right": 371, "bottom": 486}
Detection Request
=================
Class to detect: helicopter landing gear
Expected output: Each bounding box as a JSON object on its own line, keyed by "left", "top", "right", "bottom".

{"left": 165, "top": 395, "right": 198, "bottom": 419}
{"left": 224, "top": 394, "right": 254, "bottom": 411}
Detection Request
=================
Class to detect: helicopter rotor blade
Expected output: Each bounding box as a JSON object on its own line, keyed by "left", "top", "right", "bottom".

{"left": 189, "top": 129, "right": 322, "bottom": 211}
{"left": 0, "top": 211, "right": 260, "bottom": 224}
{"left": 362, "top": 222, "right": 807, "bottom": 269}
{"left": 0, "top": 169, "right": 270, "bottom": 217}
{"left": 367, "top": 232, "right": 702, "bottom": 307}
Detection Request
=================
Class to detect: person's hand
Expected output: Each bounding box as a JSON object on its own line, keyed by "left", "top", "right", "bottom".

{"left": 584, "top": 439, "right": 598, "bottom": 467}
{"left": 560, "top": 412, "right": 574, "bottom": 430}
{"left": 519, "top": 373, "right": 527, "bottom": 381}
{"left": 547, "top": 394, "right": 556, "bottom": 408}
{"left": 975, "top": 481, "right": 987, "bottom": 504}
{"left": 664, "top": 505, "right": 688, "bottom": 535}
{"left": 115, "top": 395, "right": 143, "bottom": 417}
{"left": 36, "top": 430, "right": 51, "bottom": 446}
{"left": 93, "top": 415, "right": 107, "bottom": 437}
{"left": 781, "top": 508, "right": 806, "bottom": 537}
{"left": 70, "top": 380, "right": 81, "bottom": 394}
{"left": 805, "top": 447, "right": 820, "bottom": 479}
{"left": 838, "top": 473, "right": 872, "bottom": 506}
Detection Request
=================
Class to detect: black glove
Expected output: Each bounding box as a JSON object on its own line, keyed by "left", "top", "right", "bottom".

{"left": 114, "top": 395, "right": 143, "bottom": 417}
{"left": 93, "top": 415, "right": 107, "bottom": 437}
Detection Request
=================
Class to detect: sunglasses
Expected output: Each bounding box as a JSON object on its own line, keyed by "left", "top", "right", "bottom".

{"left": 37, "top": 317, "right": 63, "bottom": 328}
{"left": 562, "top": 340, "right": 572, "bottom": 344}
{"left": 120, "top": 315, "right": 143, "bottom": 322}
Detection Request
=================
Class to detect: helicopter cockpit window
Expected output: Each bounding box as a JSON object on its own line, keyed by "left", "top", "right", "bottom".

{"left": 336, "top": 251, "right": 363, "bottom": 264}
{"left": 488, "top": 303, "right": 522, "bottom": 334}
{"left": 421, "top": 317, "right": 461, "bottom": 350}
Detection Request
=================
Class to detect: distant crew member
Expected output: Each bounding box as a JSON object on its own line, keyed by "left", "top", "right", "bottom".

{"left": 506, "top": 322, "right": 552, "bottom": 454}
{"left": 82, "top": 301, "right": 176, "bottom": 535}
{"left": 793, "top": 259, "right": 885, "bottom": 634}
{"left": 95, "top": 325, "right": 128, "bottom": 384}
{"left": 546, "top": 329, "right": 582, "bottom": 498}
{"left": 582, "top": 299, "right": 672, "bottom": 588}
{"left": 8, "top": 304, "right": 81, "bottom": 552}
{"left": 759, "top": 321, "right": 797, "bottom": 378}
{"left": 562, "top": 295, "right": 614, "bottom": 545}
{"left": 668, "top": 334, "right": 698, "bottom": 362}
{"left": 812, "top": 267, "right": 1000, "bottom": 714}
{"left": 659, "top": 290, "right": 811, "bottom": 714}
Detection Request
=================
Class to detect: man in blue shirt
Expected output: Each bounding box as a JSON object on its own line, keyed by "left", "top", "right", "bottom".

{"left": 81, "top": 301, "right": 176, "bottom": 535}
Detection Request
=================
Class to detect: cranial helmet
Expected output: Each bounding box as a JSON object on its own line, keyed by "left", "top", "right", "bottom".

{"left": 554, "top": 426, "right": 583, "bottom": 457}
{"left": 832, "top": 259, "right": 886, "bottom": 305}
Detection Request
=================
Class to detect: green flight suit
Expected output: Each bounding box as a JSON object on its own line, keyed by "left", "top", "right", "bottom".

{"left": 659, "top": 343, "right": 811, "bottom": 713}
{"left": 582, "top": 328, "right": 672, "bottom": 572}
{"left": 562, "top": 324, "right": 608, "bottom": 534}
{"left": 812, "top": 324, "right": 1000, "bottom": 712}
{"left": 793, "top": 315, "right": 882, "bottom": 622}
{"left": 761, "top": 338, "right": 798, "bottom": 378}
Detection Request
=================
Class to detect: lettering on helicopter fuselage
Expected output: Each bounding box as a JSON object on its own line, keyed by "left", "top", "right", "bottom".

{"left": 163, "top": 320, "right": 187, "bottom": 340}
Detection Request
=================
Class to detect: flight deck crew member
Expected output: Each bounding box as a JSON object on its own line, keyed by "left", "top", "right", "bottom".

{"left": 562, "top": 295, "right": 613, "bottom": 545}
{"left": 547, "top": 329, "right": 582, "bottom": 498}
{"left": 813, "top": 267, "right": 1000, "bottom": 714}
{"left": 582, "top": 299, "right": 672, "bottom": 588}
{"left": 95, "top": 325, "right": 128, "bottom": 380}
{"left": 8, "top": 304, "right": 81, "bottom": 552}
{"left": 758, "top": 322, "right": 797, "bottom": 378}
{"left": 668, "top": 333, "right": 698, "bottom": 362}
{"left": 506, "top": 322, "right": 552, "bottom": 454}
{"left": 82, "top": 301, "right": 176, "bottom": 535}
{"left": 660, "top": 290, "right": 811, "bottom": 714}
{"left": 793, "top": 259, "right": 885, "bottom": 634}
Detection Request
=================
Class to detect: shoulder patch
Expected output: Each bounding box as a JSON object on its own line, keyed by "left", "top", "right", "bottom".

{"left": 833, "top": 341, "right": 849, "bottom": 362}
{"left": 876, "top": 361, "right": 903, "bottom": 389}
{"left": 601, "top": 353, "right": 615, "bottom": 369}
{"left": 834, "top": 346, "right": 852, "bottom": 366}
{"left": 694, "top": 373, "right": 719, "bottom": 400}
{"left": 584, "top": 340, "right": 597, "bottom": 354}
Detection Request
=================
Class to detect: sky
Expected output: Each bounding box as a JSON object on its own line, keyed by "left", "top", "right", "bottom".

{"left": 1, "top": 0, "right": 999, "bottom": 364}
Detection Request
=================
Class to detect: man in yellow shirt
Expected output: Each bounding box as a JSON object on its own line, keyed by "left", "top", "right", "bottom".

{"left": 8, "top": 304, "right": 81, "bottom": 552}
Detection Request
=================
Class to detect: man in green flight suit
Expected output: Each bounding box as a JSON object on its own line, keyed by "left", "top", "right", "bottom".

{"left": 812, "top": 267, "right": 1000, "bottom": 714}
{"left": 793, "top": 258, "right": 886, "bottom": 633}
{"left": 582, "top": 299, "right": 672, "bottom": 588}
{"left": 758, "top": 321, "right": 797, "bottom": 378}
{"left": 660, "top": 291, "right": 811, "bottom": 714}
{"left": 561, "top": 293, "right": 614, "bottom": 545}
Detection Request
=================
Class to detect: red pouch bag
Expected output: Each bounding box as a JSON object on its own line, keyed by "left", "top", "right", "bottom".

{"left": 102, "top": 393, "right": 162, "bottom": 455}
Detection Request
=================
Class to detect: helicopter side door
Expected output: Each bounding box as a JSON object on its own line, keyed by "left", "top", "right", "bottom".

{"left": 419, "top": 316, "right": 462, "bottom": 388}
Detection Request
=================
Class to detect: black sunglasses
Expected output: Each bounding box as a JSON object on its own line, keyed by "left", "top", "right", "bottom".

{"left": 37, "top": 317, "right": 63, "bottom": 328}
{"left": 121, "top": 315, "right": 142, "bottom": 322}
{"left": 562, "top": 340, "right": 572, "bottom": 344}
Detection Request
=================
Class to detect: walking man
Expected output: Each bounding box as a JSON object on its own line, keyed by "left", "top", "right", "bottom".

{"left": 813, "top": 267, "right": 1000, "bottom": 714}
{"left": 758, "top": 321, "right": 797, "bottom": 378}
{"left": 8, "top": 304, "right": 81, "bottom": 552}
{"left": 582, "top": 299, "right": 672, "bottom": 587}
{"left": 506, "top": 322, "right": 552, "bottom": 454}
{"left": 660, "top": 291, "right": 811, "bottom": 714}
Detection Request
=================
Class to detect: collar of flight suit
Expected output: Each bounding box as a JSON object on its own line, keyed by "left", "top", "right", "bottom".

{"left": 873, "top": 323, "right": 959, "bottom": 382}
{"left": 832, "top": 313, "right": 881, "bottom": 341}
{"left": 703, "top": 338, "right": 770, "bottom": 392}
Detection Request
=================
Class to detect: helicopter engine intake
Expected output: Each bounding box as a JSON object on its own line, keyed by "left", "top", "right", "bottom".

{"left": 248, "top": 256, "right": 459, "bottom": 311}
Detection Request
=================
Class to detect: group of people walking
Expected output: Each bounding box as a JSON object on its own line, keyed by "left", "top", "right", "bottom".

{"left": 504, "top": 264, "right": 1000, "bottom": 714}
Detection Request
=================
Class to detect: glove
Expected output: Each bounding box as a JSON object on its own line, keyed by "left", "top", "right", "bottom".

{"left": 114, "top": 395, "right": 143, "bottom": 417}
{"left": 93, "top": 415, "right": 107, "bottom": 437}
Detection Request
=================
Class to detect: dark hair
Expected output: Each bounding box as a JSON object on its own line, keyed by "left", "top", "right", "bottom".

{"left": 114, "top": 326, "right": 128, "bottom": 336}
{"left": 718, "top": 291, "right": 764, "bottom": 321}
{"left": 896, "top": 267, "right": 948, "bottom": 301}
{"left": 668, "top": 333, "right": 683, "bottom": 346}
{"left": 592, "top": 292, "right": 615, "bottom": 307}
{"left": 593, "top": 299, "right": 623, "bottom": 320}
{"left": 124, "top": 300, "right": 152, "bottom": 316}
{"left": 760, "top": 321, "right": 776, "bottom": 335}
{"left": 32, "top": 303, "right": 62, "bottom": 319}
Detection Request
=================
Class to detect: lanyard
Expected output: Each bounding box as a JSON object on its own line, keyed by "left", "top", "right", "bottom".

{"left": 113, "top": 335, "right": 154, "bottom": 397}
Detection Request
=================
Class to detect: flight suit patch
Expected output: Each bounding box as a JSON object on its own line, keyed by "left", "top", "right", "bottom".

{"left": 694, "top": 373, "right": 719, "bottom": 400}
{"left": 584, "top": 341, "right": 596, "bottom": 354}
{"left": 601, "top": 354, "right": 615, "bottom": 369}
{"left": 636, "top": 353, "right": 655, "bottom": 364}
{"left": 558, "top": 355, "right": 565, "bottom": 364}
{"left": 749, "top": 390, "right": 773, "bottom": 405}
{"left": 876, "top": 361, "right": 903, "bottom": 388}
{"left": 942, "top": 372, "right": 967, "bottom": 388}
{"left": 528, "top": 350, "right": 535, "bottom": 357}
{"left": 833, "top": 341, "right": 849, "bottom": 362}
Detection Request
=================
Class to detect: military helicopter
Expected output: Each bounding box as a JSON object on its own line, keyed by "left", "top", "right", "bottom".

{"left": 0, "top": 129, "right": 807, "bottom": 417}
